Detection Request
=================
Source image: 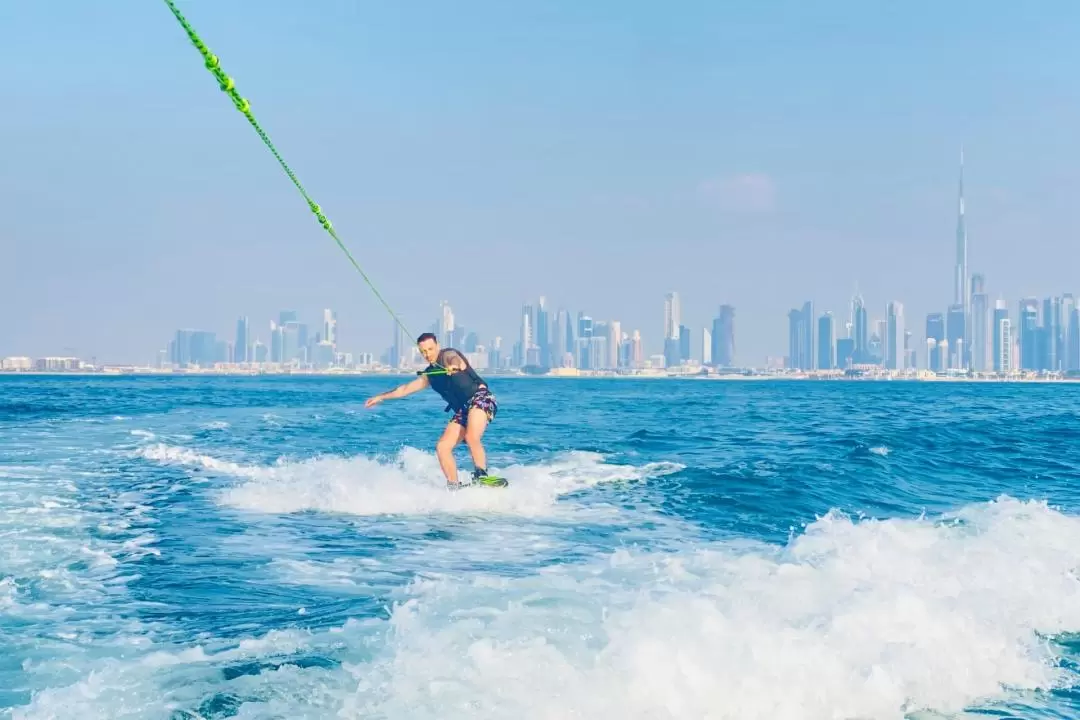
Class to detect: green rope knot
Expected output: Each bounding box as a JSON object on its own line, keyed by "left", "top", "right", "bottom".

{"left": 306, "top": 201, "right": 331, "bottom": 230}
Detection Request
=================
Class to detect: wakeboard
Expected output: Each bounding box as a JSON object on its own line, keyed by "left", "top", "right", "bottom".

{"left": 449, "top": 475, "right": 509, "bottom": 490}
{"left": 474, "top": 475, "right": 509, "bottom": 488}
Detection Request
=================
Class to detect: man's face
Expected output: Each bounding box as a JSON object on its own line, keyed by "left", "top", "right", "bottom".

{"left": 418, "top": 338, "right": 440, "bottom": 364}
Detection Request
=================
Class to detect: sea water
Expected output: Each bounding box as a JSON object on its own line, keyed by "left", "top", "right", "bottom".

{"left": 1, "top": 375, "right": 1078, "bottom": 719}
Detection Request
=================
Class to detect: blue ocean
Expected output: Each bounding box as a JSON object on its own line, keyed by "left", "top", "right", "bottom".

{"left": 1, "top": 375, "right": 1078, "bottom": 719}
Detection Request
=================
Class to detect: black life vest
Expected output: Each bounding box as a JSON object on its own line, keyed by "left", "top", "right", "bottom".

{"left": 425, "top": 348, "right": 488, "bottom": 412}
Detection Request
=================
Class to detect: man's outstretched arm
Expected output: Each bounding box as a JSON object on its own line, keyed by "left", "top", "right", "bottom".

{"left": 365, "top": 374, "right": 429, "bottom": 408}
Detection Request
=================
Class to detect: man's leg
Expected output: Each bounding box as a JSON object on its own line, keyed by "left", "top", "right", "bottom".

{"left": 463, "top": 408, "right": 489, "bottom": 473}
{"left": 435, "top": 421, "right": 465, "bottom": 484}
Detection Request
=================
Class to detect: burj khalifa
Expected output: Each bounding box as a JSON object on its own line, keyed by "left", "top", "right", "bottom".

{"left": 953, "top": 149, "right": 969, "bottom": 369}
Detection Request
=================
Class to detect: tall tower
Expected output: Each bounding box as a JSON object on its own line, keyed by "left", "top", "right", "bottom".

{"left": 235, "top": 316, "right": 250, "bottom": 363}
{"left": 536, "top": 296, "right": 550, "bottom": 367}
{"left": 954, "top": 148, "right": 970, "bottom": 368}
{"left": 851, "top": 291, "right": 868, "bottom": 363}
{"left": 886, "top": 301, "right": 905, "bottom": 371}
{"left": 663, "top": 292, "right": 681, "bottom": 367}
{"left": 322, "top": 309, "right": 338, "bottom": 349}
{"left": 711, "top": 305, "right": 735, "bottom": 367}
{"left": 438, "top": 301, "right": 455, "bottom": 347}
{"left": 664, "top": 292, "right": 681, "bottom": 339}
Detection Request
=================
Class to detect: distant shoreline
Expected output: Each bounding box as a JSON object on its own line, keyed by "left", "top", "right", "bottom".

{"left": 1, "top": 369, "right": 1078, "bottom": 383}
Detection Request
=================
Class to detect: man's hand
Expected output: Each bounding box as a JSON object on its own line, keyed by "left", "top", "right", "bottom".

{"left": 365, "top": 394, "right": 384, "bottom": 409}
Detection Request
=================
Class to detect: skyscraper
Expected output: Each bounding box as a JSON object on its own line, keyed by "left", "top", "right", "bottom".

{"left": 872, "top": 319, "right": 887, "bottom": 364}
{"left": 885, "top": 302, "right": 905, "bottom": 370}
{"left": 1067, "top": 297, "right": 1080, "bottom": 373}
{"left": 1018, "top": 298, "right": 1039, "bottom": 371}
{"left": 588, "top": 335, "right": 608, "bottom": 371}
{"left": 664, "top": 292, "right": 681, "bottom": 339}
{"left": 970, "top": 276, "right": 989, "bottom": 372}
{"left": 1063, "top": 294, "right": 1079, "bottom": 372}
{"left": 926, "top": 312, "right": 945, "bottom": 372}
{"left": 439, "top": 301, "right": 455, "bottom": 348}
{"left": 993, "top": 299, "right": 1010, "bottom": 373}
{"left": 235, "top": 316, "right": 250, "bottom": 363}
{"left": 518, "top": 303, "right": 534, "bottom": 367}
{"left": 836, "top": 338, "right": 855, "bottom": 369}
{"left": 536, "top": 296, "right": 550, "bottom": 368}
{"left": 801, "top": 301, "right": 815, "bottom": 369}
{"left": 711, "top": 305, "right": 735, "bottom": 367}
{"left": 817, "top": 312, "right": 835, "bottom": 370}
{"left": 282, "top": 321, "right": 301, "bottom": 364}
{"left": 954, "top": 149, "right": 970, "bottom": 369}
{"left": 270, "top": 322, "right": 283, "bottom": 363}
{"left": 389, "top": 320, "right": 405, "bottom": 369}
{"left": 173, "top": 329, "right": 218, "bottom": 368}
{"left": 555, "top": 308, "right": 574, "bottom": 368}
{"left": 787, "top": 302, "right": 814, "bottom": 370}
{"left": 946, "top": 304, "right": 965, "bottom": 370}
{"left": 664, "top": 293, "right": 681, "bottom": 368}
{"left": 701, "top": 328, "right": 712, "bottom": 366}
{"left": 608, "top": 320, "right": 622, "bottom": 370}
{"left": 678, "top": 325, "right": 691, "bottom": 362}
{"left": 1044, "top": 296, "right": 1062, "bottom": 372}
{"left": 851, "top": 293, "right": 868, "bottom": 363}
{"left": 322, "top": 309, "right": 338, "bottom": 349}
{"left": 592, "top": 321, "right": 610, "bottom": 370}
{"left": 577, "top": 313, "right": 593, "bottom": 369}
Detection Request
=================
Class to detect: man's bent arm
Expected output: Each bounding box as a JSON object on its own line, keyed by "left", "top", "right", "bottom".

{"left": 442, "top": 350, "right": 468, "bottom": 374}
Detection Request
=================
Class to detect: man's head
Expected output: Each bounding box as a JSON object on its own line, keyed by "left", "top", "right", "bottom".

{"left": 416, "top": 332, "right": 440, "bottom": 364}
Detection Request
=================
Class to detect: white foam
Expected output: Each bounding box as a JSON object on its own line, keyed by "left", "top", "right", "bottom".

{"left": 11, "top": 625, "right": 338, "bottom": 720}
{"left": 222, "top": 449, "right": 681, "bottom": 517}
{"left": 135, "top": 443, "right": 681, "bottom": 517}
{"left": 344, "top": 496, "right": 1080, "bottom": 719}
{"left": 0, "top": 576, "right": 17, "bottom": 610}
{"left": 13, "top": 497, "right": 1077, "bottom": 720}
{"left": 134, "top": 443, "right": 258, "bottom": 477}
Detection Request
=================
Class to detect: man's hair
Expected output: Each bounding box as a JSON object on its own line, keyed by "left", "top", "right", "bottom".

{"left": 416, "top": 332, "right": 438, "bottom": 345}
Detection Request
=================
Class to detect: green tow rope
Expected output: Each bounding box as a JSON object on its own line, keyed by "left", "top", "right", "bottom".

{"left": 161, "top": 0, "right": 420, "bottom": 354}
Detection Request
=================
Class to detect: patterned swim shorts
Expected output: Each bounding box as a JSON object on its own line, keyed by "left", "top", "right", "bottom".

{"left": 451, "top": 387, "right": 498, "bottom": 427}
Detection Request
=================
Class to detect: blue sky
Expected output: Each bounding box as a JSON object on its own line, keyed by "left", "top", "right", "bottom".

{"left": 4, "top": 0, "right": 1080, "bottom": 364}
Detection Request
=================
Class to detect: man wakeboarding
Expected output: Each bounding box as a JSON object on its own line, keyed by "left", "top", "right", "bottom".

{"left": 365, "top": 333, "right": 507, "bottom": 489}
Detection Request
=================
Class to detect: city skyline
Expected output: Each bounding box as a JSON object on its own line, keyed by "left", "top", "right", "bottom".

{"left": 781, "top": 152, "right": 1080, "bottom": 375}
{"left": 8, "top": 135, "right": 1080, "bottom": 368}
{"left": 11, "top": 142, "right": 1080, "bottom": 374}
{"left": 7, "top": 4, "right": 1080, "bottom": 364}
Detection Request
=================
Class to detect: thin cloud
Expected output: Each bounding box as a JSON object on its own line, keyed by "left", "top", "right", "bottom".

{"left": 699, "top": 173, "right": 777, "bottom": 214}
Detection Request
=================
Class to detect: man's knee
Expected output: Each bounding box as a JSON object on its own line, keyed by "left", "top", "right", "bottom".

{"left": 436, "top": 436, "right": 458, "bottom": 456}
{"left": 465, "top": 425, "right": 486, "bottom": 447}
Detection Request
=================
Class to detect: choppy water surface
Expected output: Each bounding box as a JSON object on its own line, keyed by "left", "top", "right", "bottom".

{"left": 1, "top": 375, "right": 1079, "bottom": 719}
